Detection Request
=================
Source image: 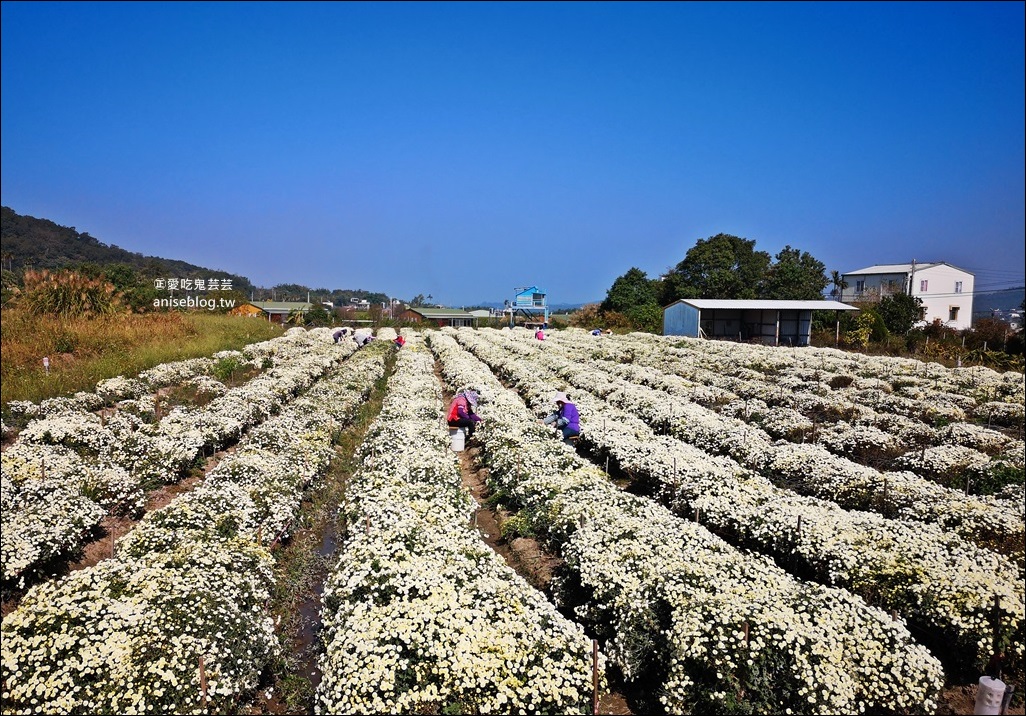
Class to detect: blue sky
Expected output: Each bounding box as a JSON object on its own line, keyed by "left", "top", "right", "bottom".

{"left": 2, "top": 1, "right": 1023, "bottom": 306}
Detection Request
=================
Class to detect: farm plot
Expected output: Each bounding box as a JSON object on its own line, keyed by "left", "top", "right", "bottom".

{"left": 1, "top": 337, "right": 387, "bottom": 714}
{"left": 451, "top": 327, "right": 1024, "bottom": 679}
{"left": 566, "top": 331, "right": 1025, "bottom": 495}
{"left": 428, "top": 330, "right": 944, "bottom": 715}
{"left": 1, "top": 329, "right": 354, "bottom": 591}
{"left": 527, "top": 329, "right": 1023, "bottom": 555}
{"left": 316, "top": 335, "right": 598, "bottom": 715}
{"left": 2, "top": 325, "right": 1022, "bottom": 715}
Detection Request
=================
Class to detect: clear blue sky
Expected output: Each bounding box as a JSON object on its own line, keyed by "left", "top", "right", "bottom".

{"left": 2, "top": 1, "right": 1023, "bottom": 306}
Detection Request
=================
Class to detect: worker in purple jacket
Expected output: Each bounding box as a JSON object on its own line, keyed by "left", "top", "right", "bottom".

{"left": 542, "top": 391, "right": 580, "bottom": 445}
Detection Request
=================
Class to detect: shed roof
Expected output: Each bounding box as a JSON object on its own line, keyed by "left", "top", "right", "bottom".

{"left": 665, "top": 299, "right": 858, "bottom": 311}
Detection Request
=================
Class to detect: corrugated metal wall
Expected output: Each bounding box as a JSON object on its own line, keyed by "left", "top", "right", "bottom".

{"left": 663, "top": 302, "right": 700, "bottom": 336}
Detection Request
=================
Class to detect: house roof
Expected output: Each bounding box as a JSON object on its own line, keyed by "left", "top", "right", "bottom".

{"left": 406, "top": 307, "right": 476, "bottom": 318}
{"left": 843, "top": 262, "right": 973, "bottom": 276}
{"left": 249, "top": 301, "right": 313, "bottom": 312}
{"left": 515, "top": 286, "right": 545, "bottom": 295}
{"left": 665, "top": 299, "right": 858, "bottom": 311}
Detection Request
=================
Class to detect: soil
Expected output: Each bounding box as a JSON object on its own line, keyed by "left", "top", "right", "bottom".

{"left": 938, "top": 680, "right": 1023, "bottom": 715}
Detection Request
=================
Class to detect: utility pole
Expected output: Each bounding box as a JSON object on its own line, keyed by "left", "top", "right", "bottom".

{"left": 908, "top": 259, "right": 916, "bottom": 296}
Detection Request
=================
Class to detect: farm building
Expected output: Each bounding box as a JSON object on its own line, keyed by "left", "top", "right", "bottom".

{"left": 398, "top": 307, "right": 476, "bottom": 327}
{"left": 508, "top": 286, "right": 549, "bottom": 326}
{"left": 662, "top": 299, "right": 858, "bottom": 346}
{"left": 228, "top": 303, "right": 265, "bottom": 318}
{"left": 229, "top": 301, "right": 313, "bottom": 324}
{"left": 840, "top": 262, "right": 974, "bottom": 330}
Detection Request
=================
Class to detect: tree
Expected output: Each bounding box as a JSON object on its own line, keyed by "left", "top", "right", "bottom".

{"left": 660, "top": 234, "right": 770, "bottom": 303}
{"left": 624, "top": 303, "right": 663, "bottom": 333}
{"left": 601, "top": 267, "right": 659, "bottom": 313}
{"left": 303, "top": 304, "right": 333, "bottom": 326}
{"left": 568, "top": 303, "right": 602, "bottom": 328}
{"left": 829, "top": 270, "right": 848, "bottom": 299}
{"left": 876, "top": 293, "right": 923, "bottom": 334}
{"left": 761, "top": 246, "right": 828, "bottom": 300}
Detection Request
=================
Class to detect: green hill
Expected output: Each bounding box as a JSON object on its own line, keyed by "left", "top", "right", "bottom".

{"left": 0, "top": 206, "right": 253, "bottom": 291}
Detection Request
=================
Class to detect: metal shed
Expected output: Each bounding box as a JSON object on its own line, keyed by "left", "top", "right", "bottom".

{"left": 662, "top": 299, "right": 858, "bottom": 346}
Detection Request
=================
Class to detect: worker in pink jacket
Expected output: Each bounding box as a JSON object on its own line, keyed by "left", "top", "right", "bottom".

{"left": 447, "top": 388, "right": 482, "bottom": 438}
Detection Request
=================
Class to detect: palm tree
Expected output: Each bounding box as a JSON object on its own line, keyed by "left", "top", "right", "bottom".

{"left": 829, "top": 270, "right": 848, "bottom": 299}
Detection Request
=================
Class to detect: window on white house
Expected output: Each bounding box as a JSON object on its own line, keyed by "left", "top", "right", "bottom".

{"left": 955, "top": 281, "right": 962, "bottom": 294}
{"left": 920, "top": 279, "right": 928, "bottom": 292}
{"left": 855, "top": 279, "right": 865, "bottom": 293}
{"left": 949, "top": 307, "right": 959, "bottom": 321}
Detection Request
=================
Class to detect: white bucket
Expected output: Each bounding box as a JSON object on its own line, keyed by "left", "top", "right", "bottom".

{"left": 974, "top": 676, "right": 1006, "bottom": 715}
{"left": 449, "top": 427, "right": 466, "bottom": 452}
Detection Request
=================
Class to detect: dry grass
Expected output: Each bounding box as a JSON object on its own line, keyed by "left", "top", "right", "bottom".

{"left": 1, "top": 309, "right": 283, "bottom": 406}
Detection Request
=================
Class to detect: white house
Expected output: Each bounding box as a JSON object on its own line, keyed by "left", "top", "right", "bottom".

{"left": 840, "top": 262, "right": 974, "bottom": 331}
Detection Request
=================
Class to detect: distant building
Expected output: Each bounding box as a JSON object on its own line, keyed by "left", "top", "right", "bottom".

{"left": 840, "top": 262, "right": 974, "bottom": 331}
{"left": 230, "top": 300, "right": 312, "bottom": 324}
{"left": 229, "top": 303, "right": 265, "bottom": 319}
{"left": 663, "top": 299, "right": 857, "bottom": 346}
{"left": 509, "top": 286, "right": 549, "bottom": 326}
{"left": 398, "top": 307, "right": 476, "bottom": 327}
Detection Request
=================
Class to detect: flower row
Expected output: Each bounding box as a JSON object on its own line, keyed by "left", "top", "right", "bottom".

{"left": 428, "top": 329, "right": 944, "bottom": 714}
{"left": 552, "top": 329, "right": 1024, "bottom": 489}
{"left": 1, "top": 329, "right": 354, "bottom": 588}
{"left": 527, "top": 329, "right": 1022, "bottom": 548}
{"left": 1, "top": 335, "right": 389, "bottom": 714}
{"left": 316, "top": 334, "right": 598, "bottom": 715}
{"left": 457, "top": 327, "right": 1024, "bottom": 674}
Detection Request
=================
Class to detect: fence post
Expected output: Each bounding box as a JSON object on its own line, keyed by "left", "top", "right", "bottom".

{"left": 199, "top": 655, "right": 208, "bottom": 710}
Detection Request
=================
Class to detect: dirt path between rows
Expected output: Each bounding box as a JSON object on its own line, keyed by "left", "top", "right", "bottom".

{"left": 456, "top": 444, "right": 632, "bottom": 716}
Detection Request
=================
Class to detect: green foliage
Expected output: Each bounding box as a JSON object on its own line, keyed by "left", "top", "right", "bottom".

{"left": 303, "top": 304, "right": 333, "bottom": 326}
{"left": 625, "top": 303, "right": 663, "bottom": 333}
{"left": 500, "top": 512, "right": 536, "bottom": 539}
{"left": 658, "top": 234, "right": 828, "bottom": 305}
{"left": 761, "top": 246, "right": 828, "bottom": 300}
{"left": 598, "top": 267, "right": 664, "bottom": 332}
{"left": 1, "top": 205, "right": 253, "bottom": 293}
{"left": 75, "top": 262, "right": 158, "bottom": 313}
{"left": 212, "top": 355, "right": 243, "bottom": 382}
{"left": 602, "top": 267, "right": 659, "bottom": 313}
{"left": 661, "top": 233, "right": 771, "bottom": 303}
{"left": 828, "top": 270, "right": 848, "bottom": 299}
{"left": 1, "top": 267, "right": 18, "bottom": 307}
{"left": 876, "top": 293, "right": 924, "bottom": 334}
{"left": 845, "top": 311, "right": 876, "bottom": 348}
{"left": 974, "top": 462, "right": 1025, "bottom": 496}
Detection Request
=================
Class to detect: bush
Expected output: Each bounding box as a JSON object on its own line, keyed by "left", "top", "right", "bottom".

{"left": 17, "top": 269, "right": 123, "bottom": 318}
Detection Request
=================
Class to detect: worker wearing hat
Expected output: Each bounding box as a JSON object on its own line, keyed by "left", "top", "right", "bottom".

{"left": 541, "top": 391, "right": 580, "bottom": 445}
{"left": 447, "top": 387, "right": 483, "bottom": 438}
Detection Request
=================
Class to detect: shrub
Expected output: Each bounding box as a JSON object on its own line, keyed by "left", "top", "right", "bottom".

{"left": 17, "top": 269, "right": 123, "bottom": 318}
